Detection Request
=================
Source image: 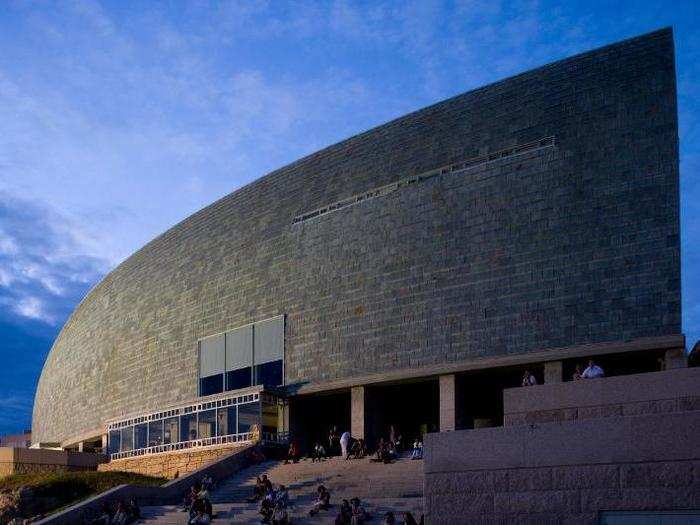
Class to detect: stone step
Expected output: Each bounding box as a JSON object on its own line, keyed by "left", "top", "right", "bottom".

{"left": 139, "top": 453, "right": 425, "bottom": 523}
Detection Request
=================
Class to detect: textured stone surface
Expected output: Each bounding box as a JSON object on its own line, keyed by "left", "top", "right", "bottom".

{"left": 33, "top": 28, "right": 680, "bottom": 445}
{"left": 425, "top": 409, "right": 700, "bottom": 522}
{"left": 503, "top": 368, "right": 700, "bottom": 426}
{"left": 97, "top": 442, "right": 246, "bottom": 479}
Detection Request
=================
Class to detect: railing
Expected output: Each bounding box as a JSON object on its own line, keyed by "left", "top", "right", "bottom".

{"left": 110, "top": 430, "right": 291, "bottom": 460}
{"left": 110, "top": 432, "right": 253, "bottom": 460}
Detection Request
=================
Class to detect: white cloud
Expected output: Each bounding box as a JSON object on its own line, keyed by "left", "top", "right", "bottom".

{"left": 14, "top": 297, "right": 53, "bottom": 324}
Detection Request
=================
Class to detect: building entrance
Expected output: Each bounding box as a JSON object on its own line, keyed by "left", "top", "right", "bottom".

{"left": 365, "top": 379, "right": 439, "bottom": 448}
{"left": 289, "top": 390, "right": 350, "bottom": 454}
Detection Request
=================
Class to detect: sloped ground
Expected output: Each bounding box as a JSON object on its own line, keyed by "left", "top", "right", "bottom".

{"left": 140, "top": 453, "right": 424, "bottom": 524}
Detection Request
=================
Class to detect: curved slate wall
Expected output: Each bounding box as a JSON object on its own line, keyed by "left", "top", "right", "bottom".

{"left": 32, "top": 29, "right": 680, "bottom": 444}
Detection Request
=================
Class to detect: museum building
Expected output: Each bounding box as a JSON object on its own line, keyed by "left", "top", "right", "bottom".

{"left": 32, "top": 28, "right": 685, "bottom": 464}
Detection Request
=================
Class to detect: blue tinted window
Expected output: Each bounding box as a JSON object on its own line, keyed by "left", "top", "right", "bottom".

{"left": 255, "top": 360, "right": 283, "bottom": 386}
{"left": 200, "top": 374, "right": 224, "bottom": 396}
{"left": 148, "top": 420, "right": 163, "bottom": 447}
{"left": 134, "top": 423, "right": 147, "bottom": 450}
{"left": 121, "top": 427, "right": 133, "bottom": 452}
{"left": 238, "top": 402, "right": 259, "bottom": 434}
{"left": 108, "top": 430, "right": 120, "bottom": 455}
{"left": 181, "top": 414, "right": 197, "bottom": 442}
{"left": 226, "top": 367, "right": 252, "bottom": 391}
{"left": 217, "top": 406, "right": 237, "bottom": 436}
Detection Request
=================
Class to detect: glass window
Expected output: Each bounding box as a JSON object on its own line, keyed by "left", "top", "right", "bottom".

{"left": 108, "top": 430, "right": 121, "bottom": 455}
{"left": 148, "top": 420, "right": 163, "bottom": 447}
{"left": 163, "top": 417, "right": 179, "bottom": 445}
{"left": 238, "top": 401, "right": 259, "bottom": 434}
{"left": 181, "top": 413, "right": 197, "bottom": 442}
{"left": 217, "top": 406, "right": 237, "bottom": 436}
{"left": 134, "top": 423, "right": 148, "bottom": 450}
{"left": 255, "top": 359, "right": 283, "bottom": 386}
{"left": 121, "top": 426, "right": 133, "bottom": 452}
{"left": 200, "top": 373, "right": 224, "bottom": 396}
{"left": 198, "top": 409, "right": 216, "bottom": 439}
{"left": 226, "top": 367, "right": 252, "bottom": 391}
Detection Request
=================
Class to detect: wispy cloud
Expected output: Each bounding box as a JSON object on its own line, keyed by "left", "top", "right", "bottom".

{"left": 0, "top": 0, "right": 698, "bottom": 436}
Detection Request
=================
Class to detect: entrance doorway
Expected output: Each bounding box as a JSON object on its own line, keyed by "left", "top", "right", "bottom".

{"left": 289, "top": 390, "right": 350, "bottom": 454}
{"left": 456, "top": 365, "right": 540, "bottom": 429}
{"left": 365, "top": 379, "right": 439, "bottom": 448}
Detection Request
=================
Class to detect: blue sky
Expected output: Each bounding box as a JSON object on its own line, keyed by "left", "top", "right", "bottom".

{"left": 0, "top": 0, "right": 698, "bottom": 435}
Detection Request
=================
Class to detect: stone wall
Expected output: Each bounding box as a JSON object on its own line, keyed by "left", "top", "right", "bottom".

{"left": 33, "top": 28, "right": 681, "bottom": 445}
{"left": 0, "top": 447, "right": 104, "bottom": 479}
{"left": 424, "top": 411, "right": 700, "bottom": 523}
{"left": 97, "top": 442, "right": 247, "bottom": 479}
{"left": 504, "top": 367, "right": 700, "bottom": 426}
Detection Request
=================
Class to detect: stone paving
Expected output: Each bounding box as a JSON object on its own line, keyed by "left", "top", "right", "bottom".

{"left": 140, "top": 453, "right": 424, "bottom": 524}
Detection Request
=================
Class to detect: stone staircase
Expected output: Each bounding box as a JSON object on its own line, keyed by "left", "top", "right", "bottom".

{"left": 139, "top": 453, "right": 424, "bottom": 524}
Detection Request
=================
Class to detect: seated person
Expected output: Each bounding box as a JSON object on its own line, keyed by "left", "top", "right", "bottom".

{"left": 272, "top": 501, "right": 290, "bottom": 525}
{"left": 350, "top": 497, "right": 369, "bottom": 524}
{"left": 335, "top": 499, "right": 352, "bottom": 525}
{"left": 127, "top": 498, "right": 140, "bottom": 521}
{"left": 383, "top": 511, "right": 396, "bottom": 524}
{"left": 411, "top": 439, "right": 423, "bottom": 460}
{"left": 582, "top": 359, "right": 605, "bottom": 379}
{"left": 275, "top": 484, "right": 289, "bottom": 508}
{"left": 348, "top": 438, "right": 366, "bottom": 459}
{"left": 572, "top": 364, "right": 583, "bottom": 381}
{"left": 284, "top": 441, "right": 300, "bottom": 464}
{"left": 183, "top": 484, "right": 200, "bottom": 511}
{"left": 309, "top": 485, "right": 331, "bottom": 516}
{"left": 260, "top": 497, "right": 275, "bottom": 524}
{"left": 188, "top": 497, "right": 211, "bottom": 525}
{"left": 111, "top": 501, "right": 129, "bottom": 525}
{"left": 312, "top": 442, "right": 326, "bottom": 462}
{"left": 522, "top": 369, "right": 537, "bottom": 386}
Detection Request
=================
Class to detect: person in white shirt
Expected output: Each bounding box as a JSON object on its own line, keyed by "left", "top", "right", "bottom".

{"left": 582, "top": 359, "right": 605, "bottom": 379}
{"left": 339, "top": 431, "right": 351, "bottom": 459}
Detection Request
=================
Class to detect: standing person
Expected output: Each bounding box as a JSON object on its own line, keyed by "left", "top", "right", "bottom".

{"left": 582, "top": 359, "right": 605, "bottom": 379}
{"left": 329, "top": 426, "right": 339, "bottom": 456}
{"left": 340, "top": 430, "right": 351, "bottom": 459}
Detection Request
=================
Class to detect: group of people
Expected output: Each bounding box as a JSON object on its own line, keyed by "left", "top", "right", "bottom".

{"left": 89, "top": 499, "right": 140, "bottom": 524}
{"left": 182, "top": 479, "right": 214, "bottom": 524}
{"left": 522, "top": 359, "right": 607, "bottom": 387}
{"left": 247, "top": 474, "right": 290, "bottom": 524}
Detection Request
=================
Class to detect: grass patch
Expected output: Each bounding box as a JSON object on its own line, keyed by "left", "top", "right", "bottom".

{"left": 0, "top": 470, "right": 166, "bottom": 519}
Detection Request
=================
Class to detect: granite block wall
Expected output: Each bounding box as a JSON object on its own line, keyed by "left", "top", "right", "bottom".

{"left": 503, "top": 367, "right": 700, "bottom": 426}
{"left": 33, "top": 28, "right": 680, "bottom": 444}
{"left": 424, "top": 411, "right": 700, "bottom": 523}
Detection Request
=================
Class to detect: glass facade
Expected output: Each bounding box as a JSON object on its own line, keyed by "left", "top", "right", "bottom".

{"left": 198, "top": 316, "right": 284, "bottom": 396}
{"left": 106, "top": 391, "right": 282, "bottom": 458}
{"left": 148, "top": 420, "right": 163, "bottom": 447}
{"left": 134, "top": 423, "right": 148, "bottom": 450}
{"left": 198, "top": 409, "right": 216, "bottom": 438}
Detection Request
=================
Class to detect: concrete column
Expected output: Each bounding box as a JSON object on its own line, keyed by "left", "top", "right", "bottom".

{"left": 77, "top": 441, "right": 84, "bottom": 452}
{"left": 101, "top": 434, "right": 108, "bottom": 452}
{"left": 544, "top": 361, "right": 563, "bottom": 383}
{"left": 278, "top": 402, "right": 290, "bottom": 435}
{"left": 351, "top": 386, "right": 366, "bottom": 439}
{"left": 665, "top": 348, "right": 687, "bottom": 369}
{"left": 439, "top": 374, "right": 456, "bottom": 432}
